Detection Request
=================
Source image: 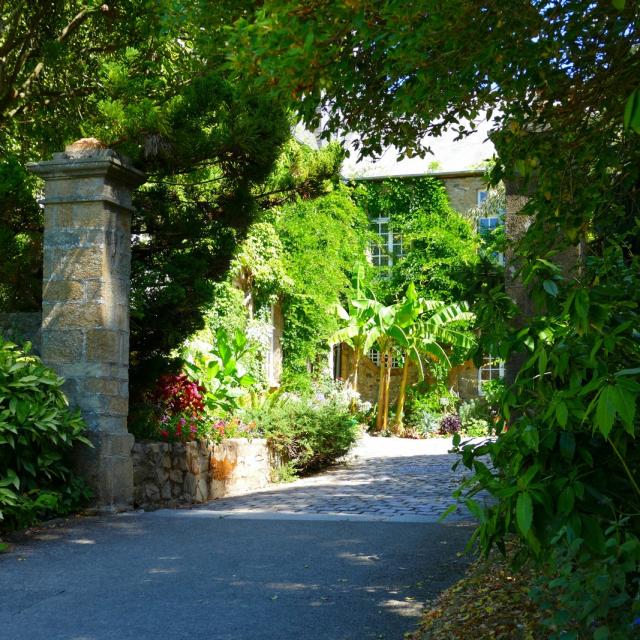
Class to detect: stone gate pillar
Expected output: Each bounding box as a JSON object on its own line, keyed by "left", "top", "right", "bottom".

{"left": 27, "top": 141, "right": 145, "bottom": 510}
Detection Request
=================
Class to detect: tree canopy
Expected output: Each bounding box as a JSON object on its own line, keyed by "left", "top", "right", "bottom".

{"left": 230, "top": 2, "right": 640, "bottom": 635}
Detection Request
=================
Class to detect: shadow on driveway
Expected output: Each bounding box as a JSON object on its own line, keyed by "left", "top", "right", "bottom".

{"left": 0, "top": 511, "right": 473, "bottom": 640}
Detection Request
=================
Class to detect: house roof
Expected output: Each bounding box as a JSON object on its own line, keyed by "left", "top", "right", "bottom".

{"left": 347, "top": 169, "right": 486, "bottom": 182}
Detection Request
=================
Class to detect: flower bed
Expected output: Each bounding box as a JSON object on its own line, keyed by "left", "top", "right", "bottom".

{"left": 132, "top": 438, "right": 278, "bottom": 509}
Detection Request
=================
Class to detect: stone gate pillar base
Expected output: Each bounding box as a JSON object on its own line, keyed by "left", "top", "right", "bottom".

{"left": 28, "top": 142, "right": 145, "bottom": 511}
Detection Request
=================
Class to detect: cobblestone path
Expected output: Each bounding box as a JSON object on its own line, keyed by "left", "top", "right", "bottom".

{"left": 179, "top": 435, "right": 472, "bottom": 523}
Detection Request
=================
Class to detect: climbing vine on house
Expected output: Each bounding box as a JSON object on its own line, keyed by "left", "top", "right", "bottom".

{"left": 353, "top": 177, "right": 479, "bottom": 304}
{"left": 274, "top": 186, "right": 371, "bottom": 385}
{"left": 182, "top": 142, "right": 372, "bottom": 392}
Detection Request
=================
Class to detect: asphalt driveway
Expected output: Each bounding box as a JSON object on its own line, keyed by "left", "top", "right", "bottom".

{"left": 0, "top": 437, "right": 475, "bottom": 640}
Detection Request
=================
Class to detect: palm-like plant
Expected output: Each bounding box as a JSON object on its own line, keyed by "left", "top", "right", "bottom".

{"left": 367, "top": 300, "right": 401, "bottom": 432}
{"left": 330, "top": 268, "right": 378, "bottom": 412}
{"left": 390, "top": 289, "right": 475, "bottom": 432}
{"left": 332, "top": 275, "right": 475, "bottom": 432}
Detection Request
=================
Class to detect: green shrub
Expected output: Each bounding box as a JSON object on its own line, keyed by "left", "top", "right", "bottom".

{"left": 458, "top": 398, "right": 493, "bottom": 437}
{"left": 0, "top": 339, "right": 91, "bottom": 530}
{"left": 183, "top": 328, "right": 256, "bottom": 415}
{"left": 480, "top": 377, "right": 505, "bottom": 411}
{"left": 404, "top": 409, "right": 440, "bottom": 438}
{"left": 405, "top": 382, "right": 459, "bottom": 419}
{"left": 242, "top": 396, "right": 359, "bottom": 476}
{"left": 460, "top": 417, "right": 492, "bottom": 437}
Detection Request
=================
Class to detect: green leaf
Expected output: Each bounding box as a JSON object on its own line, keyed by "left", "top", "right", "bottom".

{"left": 521, "top": 424, "right": 539, "bottom": 452}
{"left": 574, "top": 289, "right": 589, "bottom": 322}
{"left": 593, "top": 626, "right": 610, "bottom": 640}
{"left": 595, "top": 385, "right": 616, "bottom": 438}
{"left": 543, "top": 279, "right": 558, "bottom": 296}
{"left": 557, "top": 486, "right": 575, "bottom": 515}
{"left": 335, "top": 304, "right": 350, "bottom": 321}
{"left": 516, "top": 492, "right": 533, "bottom": 536}
{"left": 555, "top": 401, "right": 568, "bottom": 427}
{"left": 464, "top": 498, "right": 485, "bottom": 522}
{"left": 624, "top": 88, "right": 640, "bottom": 133}
{"left": 537, "top": 348, "right": 548, "bottom": 377}
{"left": 615, "top": 367, "right": 640, "bottom": 377}
{"left": 518, "top": 463, "right": 541, "bottom": 488}
{"left": 612, "top": 380, "right": 637, "bottom": 433}
{"left": 437, "top": 504, "right": 457, "bottom": 522}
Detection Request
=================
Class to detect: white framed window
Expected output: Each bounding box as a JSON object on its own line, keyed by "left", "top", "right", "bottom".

{"left": 476, "top": 190, "right": 505, "bottom": 265}
{"left": 370, "top": 216, "right": 404, "bottom": 267}
{"left": 478, "top": 354, "right": 505, "bottom": 394}
{"left": 368, "top": 348, "right": 403, "bottom": 369}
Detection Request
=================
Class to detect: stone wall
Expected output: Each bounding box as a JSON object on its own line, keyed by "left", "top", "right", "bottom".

{"left": 132, "top": 438, "right": 276, "bottom": 509}
{"left": 439, "top": 173, "right": 487, "bottom": 214}
{"left": 339, "top": 346, "right": 419, "bottom": 405}
{"left": 339, "top": 344, "right": 480, "bottom": 404}
{"left": 0, "top": 312, "right": 42, "bottom": 353}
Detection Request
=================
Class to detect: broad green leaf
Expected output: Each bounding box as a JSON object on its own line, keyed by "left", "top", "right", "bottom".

{"left": 537, "top": 348, "right": 548, "bottom": 377}
{"left": 556, "top": 401, "right": 568, "bottom": 427}
{"left": 557, "top": 486, "right": 575, "bottom": 515}
{"left": 543, "top": 279, "right": 558, "bottom": 296}
{"left": 421, "top": 342, "right": 450, "bottom": 368}
{"left": 574, "top": 289, "right": 589, "bottom": 321}
{"left": 516, "top": 492, "right": 533, "bottom": 536}
{"left": 612, "top": 381, "right": 637, "bottom": 434}
{"left": 335, "top": 304, "right": 350, "bottom": 321}
{"left": 522, "top": 424, "right": 539, "bottom": 452}
{"left": 594, "top": 385, "right": 616, "bottom": 438}
{"left": 518, "top": 463, "right": 541, "bottom": 488}
{"left": 612, "top": 0, "right": 625, "bottom": 9}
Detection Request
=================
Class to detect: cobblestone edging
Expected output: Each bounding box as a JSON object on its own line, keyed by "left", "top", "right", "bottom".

{"left": 132, "top": 438, "right": 276, "bottom": 510}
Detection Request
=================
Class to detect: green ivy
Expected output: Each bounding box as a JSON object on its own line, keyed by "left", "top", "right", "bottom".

{"left": 275, "top": 185, "right": 371, "bottom": 382}
{"left": 353, "top": 177, "right": 479, "bottom": 303}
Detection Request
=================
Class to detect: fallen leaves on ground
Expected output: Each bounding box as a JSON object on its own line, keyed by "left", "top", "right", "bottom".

{"left": 406, "top": 548, "right": 546, "bottom": 640}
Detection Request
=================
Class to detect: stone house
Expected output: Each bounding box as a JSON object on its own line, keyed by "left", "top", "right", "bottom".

{"left": 331, "top": 169, "right": 505, "bottom": 406}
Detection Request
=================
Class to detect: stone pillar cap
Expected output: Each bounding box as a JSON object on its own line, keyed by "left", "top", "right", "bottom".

{"left": 26, "top": 141, "right": 146, "bottom": 189}
{"left": 65, "top": 137, "right": 108, "bottom": 154}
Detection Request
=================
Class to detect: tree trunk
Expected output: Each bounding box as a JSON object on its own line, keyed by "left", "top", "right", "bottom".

{"left": 375, "top": 348, "right": 388, "bottom": 432}
{"left": 350, "top": 347, "right": 361, "bottom": 414}
{"left": 382, "top": 352, "right": 392, "bottom": 432}
{"left": 393, "top": 350, "right": 410, "bottom": 433}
